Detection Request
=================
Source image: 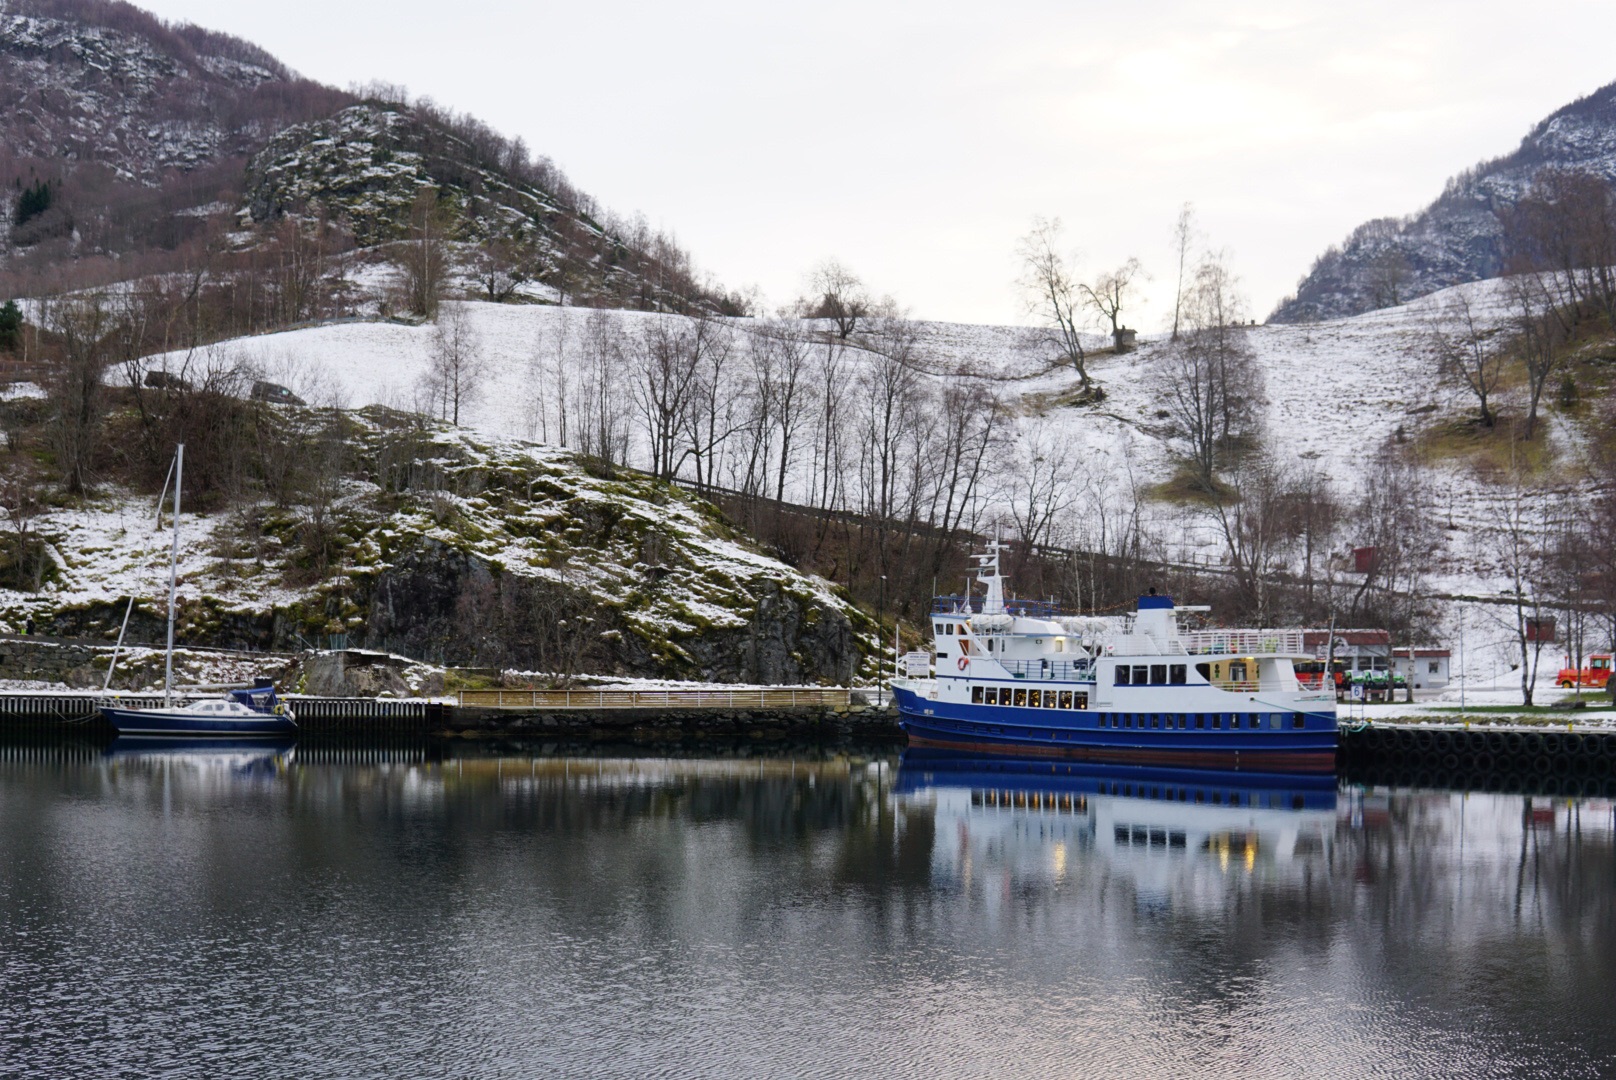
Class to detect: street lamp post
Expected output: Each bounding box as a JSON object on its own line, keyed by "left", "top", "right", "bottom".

{"left": 878, "top": 574, "right": 887, "bottom": 705}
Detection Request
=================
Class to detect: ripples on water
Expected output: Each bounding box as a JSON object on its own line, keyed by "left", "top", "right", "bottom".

{"left": 0, "top": 738, "right": 1613, "bottom": 1079}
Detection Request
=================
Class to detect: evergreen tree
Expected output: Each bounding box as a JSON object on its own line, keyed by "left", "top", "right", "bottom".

{"left": 15, "top": 180, "right": 52, "bottom": 227}
{"left": 0, "top": 301, "right": 20, "bottom": 353}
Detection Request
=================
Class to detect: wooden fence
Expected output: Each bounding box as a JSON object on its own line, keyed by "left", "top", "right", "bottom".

{"left": 457, "top": 688, "right": 852, "bottom": 710}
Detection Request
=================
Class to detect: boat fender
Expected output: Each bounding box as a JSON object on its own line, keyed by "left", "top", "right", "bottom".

{"left": 956, "top": 656, "right": 968, "bottom": 670}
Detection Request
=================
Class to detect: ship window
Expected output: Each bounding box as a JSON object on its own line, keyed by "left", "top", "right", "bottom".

{"left": 1013, "top": 689, "right": 1027, "bottom": 707}
{"left": 1150, "top": 664, "right": 1167, "bottom": 685}
{"left": 934, "top": 623, "right": 943, "bottom": 634}
{"left": 1169, "top": 664, "right": 1186, "bottom": 684}
{"left": 1133, "top": 665, "right": 1149, "bottom": 684}
{"left": 1270, "top": 713, "right": 1281, "bottom": 729}
{"left": 1195, "top": 714, "right": 1205, "bottom": 729}
{"left": 1151, "top": 714, "right": 1161, "bottom": 728}
{"left": 1077, "top": 692, "right": 1088, "bottom": 709}
{"left": 1124, "top": 714, "right": 1133, "bottom": 728}
{"left": 1231, "top": 714, "right": 1241, "bottom": 729}
{"left": 1194, "top": 663, "right": 1210, "bottom": 681}
{"left": 1028, "top": 690, "right": 1042, "bottom": 708}
{"left": 1115, "top": 666, "right": 1131, "bottom": 686}
{"left": 1059, "top": 691, "right": 1073, "bottom": 709}
{"left": 1292, "top": 712, "right": 1305, "bottom": 728}
{"left": 971, "top": 686, "right": 984, "bottom": 704}
{"left": 1178, "top": 714, "right": 1187, "bottom": 729}
{"left": 1212, "top": 715, "right": 1223, "bottom": 729}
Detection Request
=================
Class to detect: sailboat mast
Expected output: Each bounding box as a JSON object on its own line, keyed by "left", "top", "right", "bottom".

{"left": 165, "top": 443, "right": 182, "bottom": 706}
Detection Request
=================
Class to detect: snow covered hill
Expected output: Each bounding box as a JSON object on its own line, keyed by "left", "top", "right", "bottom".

{"left": 145, "top": 275, "right": 1582, "bottom": 595}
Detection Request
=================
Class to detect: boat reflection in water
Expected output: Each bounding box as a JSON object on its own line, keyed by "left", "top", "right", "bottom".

{"left": 896, "top": 747, "right": 1337, "bottom": 896}
{"left": 103, "top": 736, "right": 296, "bottom": 781}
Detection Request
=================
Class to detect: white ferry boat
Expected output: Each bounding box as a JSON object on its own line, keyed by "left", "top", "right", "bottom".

{"left": 891, "top": 544, "right": 1338, "bottom": 771}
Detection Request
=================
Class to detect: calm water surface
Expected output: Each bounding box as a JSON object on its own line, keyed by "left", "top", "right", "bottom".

{"left": 1, "top": 739, "right": 1614, "bottom": 1079}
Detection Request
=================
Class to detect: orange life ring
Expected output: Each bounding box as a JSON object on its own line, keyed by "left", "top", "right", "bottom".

{"left": 957, "top": 655, "right": 968, "bottom": 670}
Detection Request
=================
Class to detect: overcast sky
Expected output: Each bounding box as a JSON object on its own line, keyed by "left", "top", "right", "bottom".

{"left": 136, "top": 0, "right": 1616, "bottom": 327}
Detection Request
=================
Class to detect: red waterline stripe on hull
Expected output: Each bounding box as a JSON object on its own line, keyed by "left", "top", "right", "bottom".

{"left": 904, "top": 733, "right": 1338, "bottom": 773}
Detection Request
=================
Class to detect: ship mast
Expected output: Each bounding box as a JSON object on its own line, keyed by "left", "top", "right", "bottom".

{"left": 164, "top": 444, "right": 182, "bottom": 706}
{"left": 972, "top": 537, "right": 1008, "bottom": 615}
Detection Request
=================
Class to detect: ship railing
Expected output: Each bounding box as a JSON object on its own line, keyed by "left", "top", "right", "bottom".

{"left": 931, "top": 596, "right": 1066, "bottom": 618}
{"left": 1178, "top": 629, "right": 1306, "bottom": 656}
{"left": 993, "top": 659, "right": 1093, "bottom": 681}
{"left": 1207, "top": 678, "right": 1300, "bottom": 693}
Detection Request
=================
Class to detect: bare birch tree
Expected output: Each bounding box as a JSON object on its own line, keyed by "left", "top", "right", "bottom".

{"left": 422, "top": 304, "right": 486, "bottom": 425}
{"left": 1170, "top": 203, "right": 1198, "bottom": 342}
{"left": 1016, "top": 217, "right": 1094, "bottom": 392}
{"left": 1426, "top": 291, "right": 1503, "bottom": 428}
{"left": 1081, "top": 257, "right": 1144, "bottom": 346}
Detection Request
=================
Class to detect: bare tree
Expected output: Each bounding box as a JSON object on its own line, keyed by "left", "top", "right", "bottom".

{"left": 472, "top": 232, "right": 534, "bottom": 303}
{"left": 1490, "top": 467, "right": 1551, "bottom": 705}
{"left": 1170, "top": 203, "right": 1198, "bottom": 342}
{"left": 681, "top": 319, "right": 742, "bottom": 488}
{"left": 1081, "top": 257, "right": 1144, "bottom": 347}
{"left": 630, "top": 315, "right": 712, "bottom": 480}
{"left": 1507, "top": 273, "right": 1566, "bottom": 441}
{"left": 1350, "top": 444, "right": 1438, "bottom": 700}
{"left": 398, "top": 187, "right": 452, "bottom": 319}
{"left": 421, "top": 304, "right": 486, "bottom": 425}
{"left": 1366, "top": 248, "right": 1411, "bottom": 309}
{"left": 1016, "top": 217, "right": 1093, "bottom": 391}
{"left": 1155, "top": 254, "right": 1261, "bottom": 492}
{"left": 575, "top": 312, "right": 631, "bottom": 468}
{"left": 1426, "top": 291, "right": 1503, "bottom": 428}
{"left": 801, "top": 259, "right": 871, "bottom": 340}
{"left": 1006, "top": 421, "right": 1074, "bottom": 561}
{"left": 43, "top": 293, "right": 112, "bottom": 496}
{"left": 1210, "top": 452, "right": 1295, "bottom": 625}
{"left": 1504, "top": 168, "right": 1616, "bottom": 330}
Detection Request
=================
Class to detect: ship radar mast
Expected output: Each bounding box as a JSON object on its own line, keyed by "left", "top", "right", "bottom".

{"left": 972, "top": 538, "right": 1008, "bottom": 615}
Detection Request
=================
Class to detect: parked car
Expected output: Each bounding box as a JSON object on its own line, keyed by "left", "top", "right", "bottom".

{"left": 250, "top": 380, "right": 306, "bottom": 406}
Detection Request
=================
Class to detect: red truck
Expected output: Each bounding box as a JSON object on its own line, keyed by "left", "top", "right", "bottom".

{"left": 1556, "top": 653, "right": 1613, "bottom": 690}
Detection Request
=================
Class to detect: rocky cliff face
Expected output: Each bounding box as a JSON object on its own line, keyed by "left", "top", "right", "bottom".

{"left": 0, "top": 3, "right": 343, "bottom": 184}
{"left": 8, "top": 408, "right": 872, "bottom": 685}
{"left": 1272, "top": 80, "right": 1616, "bottom": 322}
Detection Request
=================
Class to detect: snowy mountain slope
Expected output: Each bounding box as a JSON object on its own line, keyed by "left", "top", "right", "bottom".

{"left": 144, "top": 276, "right": 1578, "bottom": 592}
{"left": 0, "top": 3, "right": 325, "bottom": 183}
{"left": 1272, "top": 80, "right": 1616, "bottom": 322}
{"left": 1, "top": 1, "right": 731, "bottom": 312}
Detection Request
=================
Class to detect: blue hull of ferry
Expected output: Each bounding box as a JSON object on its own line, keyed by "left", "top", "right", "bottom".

{"left": 101, "top": 706, "right": 298, "bottom": 738}
{"left": 893, "top": 686, "right": 1336, "bottom": 772}
{"left": 895, "top": 747, "right": 1338, "bottom": 807}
